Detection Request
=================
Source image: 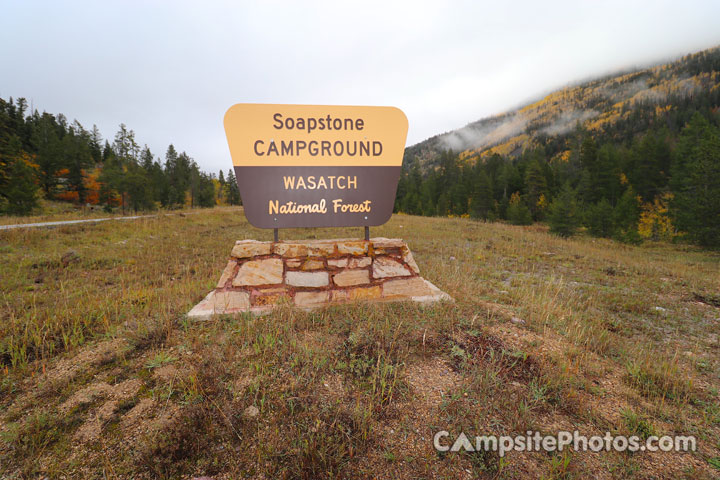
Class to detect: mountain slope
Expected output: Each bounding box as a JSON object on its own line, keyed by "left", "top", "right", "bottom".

{"left": 405, "top": 46, "right": 720, "bottom": 168}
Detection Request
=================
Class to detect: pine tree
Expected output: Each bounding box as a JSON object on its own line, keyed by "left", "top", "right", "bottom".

{"left": 613, "top": 186, "right": 642, "bottom": 244}
{"left": 0, "top": 136, "right": 39, "bottom": 215}
{"left": 225, "top": 169, "right": 241, "bottom": 205}
{"left": 470, "top": 171, "right": 494, "bottom": 219}
{"left": 586, "top": 198, "right": 615, "bottom": 237}
{"left": 548, "top": 184, "right": 580, "bottom": 237}
{"left": 524, "top": 159, "right": 548, "bottom": 219}
{"left": 670, "top": 113, "right": 720, "bottom": 247}
{"left": 506, "top": 192, "right": 532, "bottom": 225}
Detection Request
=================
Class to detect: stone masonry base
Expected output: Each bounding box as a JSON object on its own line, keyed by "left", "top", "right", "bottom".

{"left": 187, "top": 238, "right": 452, "bottom": 318}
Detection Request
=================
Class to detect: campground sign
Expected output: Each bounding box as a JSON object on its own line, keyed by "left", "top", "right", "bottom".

{"left": 224, "top": 104, "right": 408, "bottom": 229}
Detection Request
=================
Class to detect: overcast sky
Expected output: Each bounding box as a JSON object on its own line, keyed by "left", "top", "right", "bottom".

{"left": 2, "top": 0, "right": 720, "bottom": 174}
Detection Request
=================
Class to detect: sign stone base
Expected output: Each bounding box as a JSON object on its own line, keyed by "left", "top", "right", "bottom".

{"left": 188, "top": 238, "right": 451, "bottom": 318}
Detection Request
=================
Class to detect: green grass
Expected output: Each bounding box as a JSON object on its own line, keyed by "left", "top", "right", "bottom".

{"left": 0, "top": 208, "right": 719, "bottom": 478}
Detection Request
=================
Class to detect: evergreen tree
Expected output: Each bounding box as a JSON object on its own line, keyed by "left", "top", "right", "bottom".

{"left": 586, "top": 198, "right": 615, "bottom": 237}
{"left": 548, "top": 184, "right": 580, "bottom": 237}
{"left": 506, "top": 192, "right": 532, "bottom": 225}
{"left": 124, "top": 163, "right": 154, "bottom": 212}
{"left": 470, "top": 170, "right": 494, "bottom": 219}
{"left": 524, "top": 158, "right": 548, "bottom": 219}
{"left": 670, "top": 113, "right": 720, "bottom": 247}
{"left": 89, "top": 125, "right": 103, "bottom": 163}
{"left": 62, "top": 127, "right": 92, "bottom": 203}
{"left": 0, "top": 136, "right": 39, "bottom": 215}
{"left": 31, "top": 113, "right": 63, "bottom": 195}
{"left": 225, "top": 169, "right": 241, "bottom": 205}
{"left": 613, "top": 186, "right": 642, "bottom": 244}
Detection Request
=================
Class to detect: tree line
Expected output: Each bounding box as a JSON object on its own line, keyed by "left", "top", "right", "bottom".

{"left": 395, "top": 111, "right": 720, "bottom": 248}
{"left": 0, "top": 96, "right": 241, "bottom": 215}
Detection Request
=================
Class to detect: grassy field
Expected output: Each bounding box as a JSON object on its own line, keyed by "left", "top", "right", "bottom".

{"left": 1, "top": 207, "right": 719, "bottom": 479}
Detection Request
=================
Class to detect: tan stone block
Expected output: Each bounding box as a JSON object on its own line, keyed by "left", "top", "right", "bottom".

{"left": 231, "top": 240, "right": 272, "bottom": 258}
{"left": 327, "top": 258, "right": 349, "bottom": 268}
{"left": 301, "top": 259, "right": 325, "bottom": 270}
{"left": 188, "top": 290, "right": 250, "bottom": 317}
{"left": 216, "top": 260, "right": 237, "bottom": 288}
{"left": 347, "top": 285, "right": 382, "bottom": 301}
{"left": 255, "top": 287, "right": 286, "bottom": 296}
{"left": 330, "top": 290, "right": 348, "bottom": 302}
{"left": 382, "top": 277, "right": 434, "bottom": 298}
{"left": 294, "top": 291, "right": 329, "bottom": 306}
{"left": 371, "top": 238, "right": 404, "bottom": 254}
{"left": 333, "top": 269, "right": 370, "bottom": 287}
{"left": 348, "top": 256, "right": 371, "bottom": 268}
{"left": 337, "top": 241, "right": 368, "bottom": 255}
{"left": 273, "top": 243, "right": 309, "bottom": 257}
{"left": 401, "top": 247, "right": 420, "bottom": 274}
{"left": 214, "top": 291, "right": 251, "bottom": 311}
{"left": 371, "top": 238, "right": 405, "bottom": 249}
{"left": 286, "top": 271, "right": 329, "bottom": 287}
{"left": 308, "top": 243, "right": 336, "bottom": 256}
{"left": 233, "top": 258, "right": 284, "bottom": 286}
{"left": 253, "top": 290, "right": 290, "bottom": 306}
{"left": 286, "top": 258, "right": 302, "bottom": 268}
{"left": 372, "top": 256, "right": 411, "bottom": 278}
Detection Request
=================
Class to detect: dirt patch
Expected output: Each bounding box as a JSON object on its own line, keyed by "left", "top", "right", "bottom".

{"left": 320, "top": 373, "right": 345, "bottom": 403}
{"left": 152, "top": 364, "right": 180, "bottom": 383}
{"left": 405, "top": 357, "right": 459, "bottom": 408}
{"left": 298, "top": 330, "right": 343, "bottom": 352}
{"left": 60, "top": 378, "right": 142, "bottom": 413}
{"left": 41, "top": 337, "right": 127, "bottom": 387}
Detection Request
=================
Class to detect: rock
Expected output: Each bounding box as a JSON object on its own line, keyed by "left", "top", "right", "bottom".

{"left": 244, "top": 405, "right": 259, "bottom": 418}
{"left": 307, "top": 242, "right": 336, "bottom": 256}
{"left": 372, "top": 257, "right": 411, "bottom": 278}
{"left": 231, "top": 240, "right": 271, "bottom": 258}
{"left": 300, "top": 259, "right": 325, "bottom": 270}
{"left": 61, "top": 249, "right": 80, "bottom": 267}
{"left": 188, "top": 290, "right": 251, "bottom": 317}
{"left": 383, "top": 277, "right": 433, "bottom": 297}
{"left": 330, "top": 290, "right": 348, "bottom": 302}
{"left": 347, "top": 285, "right": 382, "bottom": 301}
{"left": 333, "top": 269, "right": 370, "bottom": 287}
{"left": 253, "top": 288, "right": 289, "bottom": 306}
{"left": 327, "top": 258, "right": 349, "bottom": 268}
{"left": 233, "top": 258, "right": 283, "bottom": 286}
{"left": 273, "top": 242, "right": 309, "bottom": 257}
{"left": 371, "top": 238, "right": 404, "bottom": 249}
{"left": 190, "top": 238, "right": 453, "bottom": 315}
{"left": 401, "top": 247, "right": 420, "bottom": 274}
{"left": 295, "top": 291, "right": 330, "bottom": 306}
{"left": 286, "top": 271, "right": 329, "bottom": 287}
{"left": 216, "top": 260, "right": 237, "bottom": 288}
{"left": 371, "top": 238, "right": 404, "bottom": 254}
{"left": 337, "top": 241, "right": 368, "bottom": 255}
{"left": 348, "top": 256, "right": 371, "bottom": 268}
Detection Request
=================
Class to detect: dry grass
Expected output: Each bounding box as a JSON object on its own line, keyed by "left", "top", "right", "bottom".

{"left": 0, "top": 208, "right": 719, "bottom": 478}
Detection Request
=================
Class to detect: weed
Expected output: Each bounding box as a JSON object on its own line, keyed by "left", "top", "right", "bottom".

{"left": 543, "top": 452, "right": 575, "bottom": 480}
{"left": 625, "top": 355, "right": 693, "bottom": 402}
{"left": 144, "top": 351, "right": 177, "bottom": 370}
{"left": 621, "top": 409, "right": 656, "bottom": 440}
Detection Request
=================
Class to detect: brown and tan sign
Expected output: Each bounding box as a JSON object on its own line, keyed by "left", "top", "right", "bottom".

{"left": 224, "top": 104, "right": 408, "bottom": 228}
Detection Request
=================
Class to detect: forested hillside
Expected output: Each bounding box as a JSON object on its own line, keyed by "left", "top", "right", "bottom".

{"left": 0, "top": 99, "right": 241, "bottom": 216}
{"left": 396, "top": 47, "right": 720, "bottom": 247}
